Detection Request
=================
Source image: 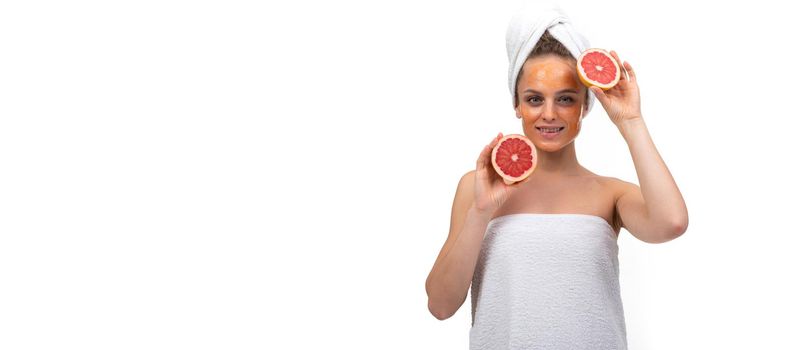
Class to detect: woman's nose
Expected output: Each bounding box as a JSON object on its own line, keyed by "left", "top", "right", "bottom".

{"left": 541, "top": 101, "right": 557, "bottom": 121}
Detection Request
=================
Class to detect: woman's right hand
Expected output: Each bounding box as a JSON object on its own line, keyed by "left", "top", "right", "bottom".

{"left": 473, "top": 133, "right": 530, "bottom": 215}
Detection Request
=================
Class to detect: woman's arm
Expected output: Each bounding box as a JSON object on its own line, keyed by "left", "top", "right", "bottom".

{"left": 615, "top": 118, "right": 689, "bottom": 243}
{"left": 425, "top": 171, "right": 492, "bottom": 320}
{"left": 426, "top": 134, "right": 528, "bottom": 320}
{"left": 590, "top": 51, "right": 689, "bottom": 243}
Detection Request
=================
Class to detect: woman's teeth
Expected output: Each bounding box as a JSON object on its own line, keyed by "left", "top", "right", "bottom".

{"left": 537, "top": 127, "right": 564, "bottom": 132}
{"left": 537, "top": 127, "right": 564, "bottom": 139}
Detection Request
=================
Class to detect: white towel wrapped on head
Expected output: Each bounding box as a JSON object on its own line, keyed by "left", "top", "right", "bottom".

{"left": 506, "top": 5, "right": 596, "bottom": 112}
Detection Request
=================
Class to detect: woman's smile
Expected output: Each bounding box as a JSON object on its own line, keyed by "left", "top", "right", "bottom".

{"left": 536, "top": 126, "right": 565, "bottom": 139}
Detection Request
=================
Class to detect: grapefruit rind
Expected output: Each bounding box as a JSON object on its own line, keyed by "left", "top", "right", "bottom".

{"left": 491, "top": 134, "right": 537, "bottom": 185}
{"left": 576, "top": 48, "right": 621, "bottom": 90}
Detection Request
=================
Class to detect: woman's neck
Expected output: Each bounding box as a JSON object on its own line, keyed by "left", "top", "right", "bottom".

{"left": 533, "top": 142, "right": 584, "bottom": 176}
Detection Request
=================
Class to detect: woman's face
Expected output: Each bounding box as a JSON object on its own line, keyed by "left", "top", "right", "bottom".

{"left": 515, "top": 55, "right": 588, "bottom": 152}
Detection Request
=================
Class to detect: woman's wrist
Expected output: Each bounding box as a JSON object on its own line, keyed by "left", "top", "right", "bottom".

{"left": 616, "top": 116, "right": 645, "bottom": 136}
{"left": 468, "top": 203, "right": 495, "bottom": 221}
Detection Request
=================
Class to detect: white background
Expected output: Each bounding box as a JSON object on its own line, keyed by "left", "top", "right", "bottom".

{"left": 1, "top": 0, "right": 786, "bottom": 349}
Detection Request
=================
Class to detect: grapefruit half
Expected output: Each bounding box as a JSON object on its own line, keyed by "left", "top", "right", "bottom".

{"left": 577, "top": 48, "right": 620, "bottom": 90}
{"left": 491, "top": 134, "right": 537, "bottom": 185}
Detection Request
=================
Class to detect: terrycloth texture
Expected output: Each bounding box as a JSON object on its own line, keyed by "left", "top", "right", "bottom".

{"left": 506, "top": 5, "right": 596, "bottom": 112}
{"left": 469, "top": 213, "right": 627, "bottom": 350}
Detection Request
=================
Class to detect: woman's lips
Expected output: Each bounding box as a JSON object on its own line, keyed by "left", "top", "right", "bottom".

{"left": 536, "top": 127, "right": 564, "bottom": 139}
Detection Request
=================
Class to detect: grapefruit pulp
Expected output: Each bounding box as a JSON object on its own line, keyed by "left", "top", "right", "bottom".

{"left": 577, "top": 48, "right": 620, "bottom": 90}
{"left": 491, "top": 134, "right": 537, "bottom": 185}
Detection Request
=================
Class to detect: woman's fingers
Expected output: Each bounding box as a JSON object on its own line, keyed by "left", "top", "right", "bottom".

{"left": 610, "top": 50, "right": 624, "bottom": 71}
{"left": 610, "top": 50, "right": 629, "bottom": 82}
{"left": 476, "top": 133, "right": 503, "bottom": 172}
{"left": 489, "top": 132, "right": 503, "bottom": 148}
{"left": 590, "top": 86, "right": 609, "bottom": 105}
{"left": 623, "top": 61, "right": 636, "bottom": 82}
{"left": 475, "top": 145, "right": 488, "bottom": 172}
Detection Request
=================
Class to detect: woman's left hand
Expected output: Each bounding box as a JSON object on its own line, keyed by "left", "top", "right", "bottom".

{"left": 588, "top": 50, "right": 643, "bottom": 128}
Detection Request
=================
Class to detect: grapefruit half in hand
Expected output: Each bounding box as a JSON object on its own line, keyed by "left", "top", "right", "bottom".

{"left": 491, "top": 134, "right": 537, "bottom": 185}
{"left": 577, "top": 48, "right": 621, "bottom": 90}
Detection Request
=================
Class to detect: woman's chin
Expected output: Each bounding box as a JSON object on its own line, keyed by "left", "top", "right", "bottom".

{"left": 530, "top": 138, "right": 574, "bottom": 153}
{"left": 535, "top": 144, "right": 560, "bottom": 153}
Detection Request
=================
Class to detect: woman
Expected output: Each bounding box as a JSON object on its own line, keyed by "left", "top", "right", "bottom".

{"left": 424, "top": 7, "right": 688, "bottom": 349}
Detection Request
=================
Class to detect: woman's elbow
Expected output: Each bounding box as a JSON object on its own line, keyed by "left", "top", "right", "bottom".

{"left": 428, "top": 298, "right": 457, "bottom": 321}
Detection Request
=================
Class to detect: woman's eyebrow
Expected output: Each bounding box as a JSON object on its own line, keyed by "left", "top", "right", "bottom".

{"left": 523, "top": 88, "right": 578, "bottom": 94}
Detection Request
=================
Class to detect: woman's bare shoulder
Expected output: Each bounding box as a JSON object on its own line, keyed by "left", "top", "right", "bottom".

{"left": 581, "top": 174, "right": 635, "bottom": 234}
{"left": 586, "top": 174, "right": 638, "bottom": 198}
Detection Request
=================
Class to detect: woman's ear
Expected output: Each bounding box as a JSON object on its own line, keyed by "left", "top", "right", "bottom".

{"left": 583, "top": 90, "right": 591, "bottom": 117}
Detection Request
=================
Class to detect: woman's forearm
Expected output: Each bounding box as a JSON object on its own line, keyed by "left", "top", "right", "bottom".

{"left": 426, "top": 206, "right": 492, "bottom": 320}
{"left": 618, "top": 118, "right": 689, "bottom": 232}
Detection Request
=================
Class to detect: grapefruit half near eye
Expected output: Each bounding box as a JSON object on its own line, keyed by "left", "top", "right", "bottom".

{"left": 491, "top": 134, "right": 537, "bottom": 185}
{"left": 577, "top": 48, "right": 621, "bottom": 90}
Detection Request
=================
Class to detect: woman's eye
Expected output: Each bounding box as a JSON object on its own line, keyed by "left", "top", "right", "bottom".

{"left": 526, "top": 96, "right": 542, "bottom": 104}
{"left": 558, "top": 96, "right": 574, "bottom": 104}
